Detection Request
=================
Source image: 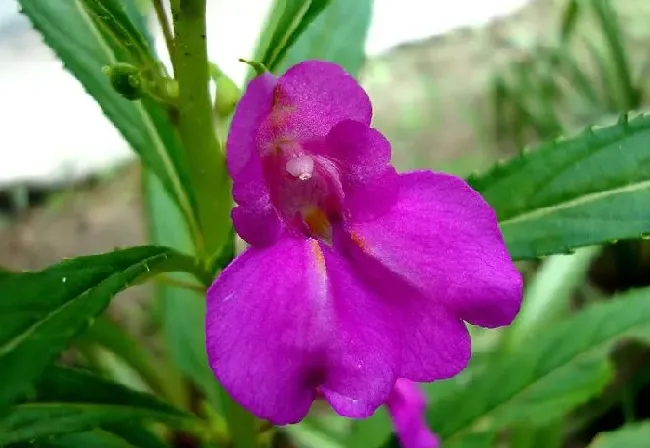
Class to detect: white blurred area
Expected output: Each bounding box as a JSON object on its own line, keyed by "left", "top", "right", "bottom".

{"left": 0, "top": 0, "right": 529, "bottom": 187}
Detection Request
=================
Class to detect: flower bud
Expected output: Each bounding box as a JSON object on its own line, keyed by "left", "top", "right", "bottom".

{"left": 214, "top": 75, "right": 241, "bottom": 118}
{"left": 102, "top": 62, "right": 143, "bottom": 100}
{"left": 209, "top": 62, "right": 242, "bottom": 119}
{"left": 238, "top": 58, "right": 268, "bottom": 76}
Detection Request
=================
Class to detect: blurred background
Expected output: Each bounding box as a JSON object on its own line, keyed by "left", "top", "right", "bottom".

{"left": 2, "top": 1, "right": 650, "bottom": 445}
{"left": 0, "top": 0, "right": 536, "bottom": 267}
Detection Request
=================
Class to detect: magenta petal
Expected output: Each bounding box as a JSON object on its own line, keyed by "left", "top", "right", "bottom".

{"left": 271, "top": 61, "right": 372, "bottom": 140}
{"left": 206, "top": 238, "right": 320, "bottom": 424}
{"left": 318, "top": 242, "right": 398, "bottom": 418}
{"left": 227, "top": 72, "right": 277, "bottom": 177}
{"left": 227, "top": 73, "right": 282, "bottom": 246}
{"left": 347, "top": 171, "right": 523, "bottom": 328}
{"left": 398, "top": 298, "right": 471, "bottom": 381}
{"left": 323, "top": 120, "right": 391, "bottom": 170}
{"left": 231, "top": 204, "right": 282, "bottom": 247}
{"left": 206, "top": 237, "right": 398, "bottom": 424}
{"left": 333, "top": 230, "right": 470, "bottom": 382}
{"left": 231, "top": 157, "right": 283, "bottom": 246}
{"left": 386, "top": 379, "right": 439, "bottom": 448}
{"left": 320, "top": 120, "right": 399, "bottom": 220}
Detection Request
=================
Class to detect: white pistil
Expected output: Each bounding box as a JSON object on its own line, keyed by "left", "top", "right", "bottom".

{"left": 286, "top": 155, "right": 314, "bottom": 181}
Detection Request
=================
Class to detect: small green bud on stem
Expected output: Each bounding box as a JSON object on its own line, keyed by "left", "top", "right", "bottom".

{"left": 103, "top": 62, "right": 142, "bottom": 100}
{"left": 209, "top": 63, "right": 241, "bottom": 119}
{"left": 238, "top": 58, "right": 269, "bottom": 76}
{"left": 215, "top": 76, "right": 240, "bottom": 118}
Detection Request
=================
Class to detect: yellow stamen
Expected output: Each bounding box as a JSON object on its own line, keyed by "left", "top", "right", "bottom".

{"left": 303, "top": 207, "right": 332, "bottom": 241}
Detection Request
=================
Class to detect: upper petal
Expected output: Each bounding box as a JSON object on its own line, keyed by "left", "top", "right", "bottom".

{"left": 227, "top": 72, "right": 277, "bottom": 178}
{"left": 346, "top": 171, "right": 523, "bottom": 328}
{"left": 261, "top": 61, "right": 372, "bottom": 143}
{"left": 320, "top": 120, "right": 399, "bottom": 221}
{"left": 206, "top": 237, "right": 398, "bottom": 424}
{"left": 227, "top": 62, "right": 375, "bottom": 244}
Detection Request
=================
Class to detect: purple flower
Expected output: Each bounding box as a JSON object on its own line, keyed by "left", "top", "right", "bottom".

{"left": 206, "top": 61, "right": 522, "bottom": 425}
{"left": 387, "top": 379, "right": 439, "bottom": 448}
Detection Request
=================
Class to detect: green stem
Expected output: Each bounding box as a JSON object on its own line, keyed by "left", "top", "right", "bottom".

{"left": 171, "top": 2, "right": 254, "bottom": 446}
{"left": 171, "top": 0, "right": 232, "bottom": 258}
{"left": 156, "top": 275, "right": 206, "bottom": 293}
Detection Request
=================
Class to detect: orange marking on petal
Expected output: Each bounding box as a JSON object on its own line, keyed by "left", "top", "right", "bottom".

{"left": 272, "top": 86, "right": 284, "bottom": 107}
{"left": 268, "top": 86, "right": 296, "bottom": 131}
{"left": 268, "top": 106, "right": 296, "bottom": 131}
{"left": 349, "top": 231, "right": 367, "bottom": 252}
{"left": 310, "top": 239, "right": 326, "bottom": 274}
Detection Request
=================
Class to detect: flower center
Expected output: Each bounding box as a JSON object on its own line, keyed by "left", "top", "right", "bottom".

{"left": 262, "top": 143, "right": 342, "bottom": 242}
{"left": 286, "top": 155, "right": 314, "bottom": 181}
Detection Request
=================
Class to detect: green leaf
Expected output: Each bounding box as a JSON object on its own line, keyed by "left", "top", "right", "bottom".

{"left": 383, "top": 429, "right": 497, "bottom": 448}
{"left": 497, "top": 248, "right": 599, "bottom": 448}
{"left": 492, "top": 71, "right": 546, "bottom": 149}
{"left": 159, "top": 282, "right": 214, "bottom": 402}
{"left": 507, "top": 422, "right": 564, "bottom": 448}
{"left": 589, "top": 0, "right": 639, "bottom": 110}
{"left": 0, "top": 366, "right": 193, "bottom": 445}
{"left": 444, "top": 432, "right": 497, "bottom": 448}
{"left": 275, "top": 0, "right": 373, "bottom": 75}
{"left": 102, "top": 422, "right": 171, "bottom": 448}
{"left": 428, "top": 286, "right": 650, "bottom": 444}
{"left": 83, "top": 315, "right": 184, "bottom": 407}
{"left": 469, "top": 113, "right": 650, "bottom": 260}
{"left": 252, "top": 0, "right": 333, "bottom": 73}
{"left": 30, "top": 430, "right": 138, "bottom": 448}
{"left": 580, "top": 37, "right": 619, "bottom": 111}
{"left": 0, "top": 246, "right": 204, "bottom": 413}
{"left": 502, "top": 246, "right": 601, "bottom": 350}
{"left": 18, "top": 0, "right": 200, "bottom": 246}
{"left": 38, "top": 369, "right": 187, "bottom": 448}
{"left": 559, "top": 0, "right": 581, "bottom": 42}
{"left": 589, "top": 423, "right": 650, "bottom": 448}
{"left": 144, "top": 172, "right": 220, "bottom": 404}
{"left": 510, "top": 58, "right": 563, "bottom": 138}
{"left": 25, "top": 426, "right": 172, "bottom": 448}
{"left": 550, "top": 47, "right": 604, "bottom": 111}
{"left": 345, "top": 408, "right": 392, "bottom": 448}
{"left": 79, "top": 0, "right": 153, "bottom": 67}
{"left": 0, "top": 404, "right": 183, "bottom": 446}
{"left": 33, "top": 365, "right": 188, "bottom": 417}
{"left": 285, "top": 423, "right": 345, "bottom": 448}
